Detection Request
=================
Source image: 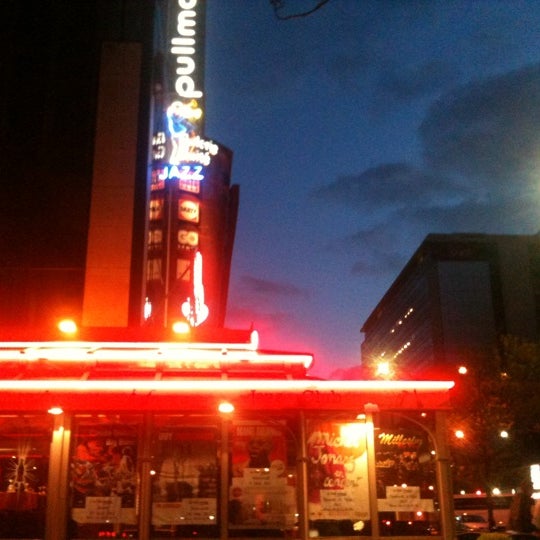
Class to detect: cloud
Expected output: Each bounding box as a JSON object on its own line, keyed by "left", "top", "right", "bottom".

{"left": 400, "top": 191, "right": 540, "bottom": 234}
{"left": 311, "top": 162, "right": 465, "bottom": 213}
{"left": 312, "top": 64, "right": 540, "bottom": 245}
{"left": 377, "top": 60, "right": 459, "bottom": 102}
{"left": 420, "top": 63, "right": 540, "bottom": 185}
{"left": 327, "top": 226, "right": 405, "bottom": 273}
{"left": 226, "top": 305, "right": 293, "bottom": 326}
{"left": 350, "top": 250, "right": 407, "bottom": 278}
{"left": 239, "top": 275, "right": 310, "bottom": 299}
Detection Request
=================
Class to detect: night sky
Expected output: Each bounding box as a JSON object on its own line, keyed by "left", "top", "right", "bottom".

{"left": 203, "top": 1, "right": 540, "bottom": 378}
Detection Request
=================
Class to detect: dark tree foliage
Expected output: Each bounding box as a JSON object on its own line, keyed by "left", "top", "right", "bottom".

{"left": 449, "top": 335, "right": 540, "bottom": 526}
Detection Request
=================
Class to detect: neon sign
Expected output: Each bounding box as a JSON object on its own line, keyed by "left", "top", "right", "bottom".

{"left": 152, "top": 128, "right": 218, "bottom": 168}
{"left": 178, "top": 229, "right": 199, "bottom": 251}
{"left": 182, "top": 251, "right": 209, "bottom": 326}
{"left": 171, "top": 0, "right": 202, "bottom": 100}
{"left": 158, "top": 164, "right": 205, "bottom": 182}
{"left": 150, "top": 0, "right": 216, "bottom": 173}
{"left": 178, "top": 198, "right": 199, "bottom": 222}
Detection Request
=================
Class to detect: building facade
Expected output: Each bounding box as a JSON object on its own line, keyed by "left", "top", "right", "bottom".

{"left": 0, "top": 325, "right": 455, "bottom": 540}
{"left": 361, "top": 233, "right": 540, "bottom": 378}
{"left": 0, "top": 0, "right": 238, "bottom": 332}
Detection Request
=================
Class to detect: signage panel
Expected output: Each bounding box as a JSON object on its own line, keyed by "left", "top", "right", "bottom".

{"left": 375, "top": 429, "right": 436, "bottom": 510}
{"left": 306, "top": 421, "right": 370, "bottom": 521}
{"left": 229, "top": 421, "right": 296, "bottom": 530}
{"left": 178, "top": 197, "right": 200, "bottom": 223}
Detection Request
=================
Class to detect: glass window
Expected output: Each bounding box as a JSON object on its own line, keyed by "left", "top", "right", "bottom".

{"left": 0, "top": 414, "right": 51, "bottom": 539}
{"left": 229, "top": 419, "right": 298, "bottom": 538}
{"left": 375, "top": 413, "right": 439, "bottom": 536}
{"left": 150, "top": 415, "right": 219, "bottom": 538}
{"left": 306, "top": 418, "right": 371, "bottom": 537}
{"left": 69, "top": 414, "right": 141, "bottom": 539}
{"left": 147, "top": 258, "right": 163, "bottom": 281}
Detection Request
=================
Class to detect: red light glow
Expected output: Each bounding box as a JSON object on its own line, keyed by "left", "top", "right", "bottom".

{"left": 172, "top": 320, "right": 190, "bottom": 334}
{"left": 218, "top": 401, "right": 234, "bottom": 414}
{"left": 0, "top": 378, "right": 455, "bottom": 393}
{"left": 0, "top": 343, "right": 314, "bottom": 370}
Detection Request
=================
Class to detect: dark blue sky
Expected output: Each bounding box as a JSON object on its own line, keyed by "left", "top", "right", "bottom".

{"left": 203, "top": 0, "right": 540, "bottom": 378}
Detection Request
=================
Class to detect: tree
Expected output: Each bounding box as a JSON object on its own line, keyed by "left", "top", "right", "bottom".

{"left": 449, "top": 335, "right": 540, "bottom": 528}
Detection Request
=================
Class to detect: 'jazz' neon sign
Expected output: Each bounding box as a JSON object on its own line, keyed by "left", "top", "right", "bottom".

{"left": 159, "top": 164, "right": 205, "bottom": 181}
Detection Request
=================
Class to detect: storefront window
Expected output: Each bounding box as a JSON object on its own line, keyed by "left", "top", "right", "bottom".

{"left": 0, "top": 414, "right": 50, "bottom": 539}
{"left": 150, "top": 415, "right": 219, "bottom": 538}
{"left": 229, "top": 418, "right": 298, "bottom": 538}
{"left": 375, "top": 413, "right": 439, "bottom": 536}
{"left": 69, "top": 414, "right": 141, "bottom": 538}
{"left": 306, "top": 418, "right": 371, "bottom": 537}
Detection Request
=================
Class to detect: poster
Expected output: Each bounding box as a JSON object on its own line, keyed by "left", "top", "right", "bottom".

{"left": 229, "top": 421, "right": 296, "bottom": 529}
{"left": 375, "top": 429, "right": 435, "bottom": 511}
{"left": 306, "top": 421, "right": 370, "bottom": 521}
{"left": 70, "top": 430, "right": 137, "bottom": 525}
{"left": 151, "top": 432, "right": 217, "bottom": 526}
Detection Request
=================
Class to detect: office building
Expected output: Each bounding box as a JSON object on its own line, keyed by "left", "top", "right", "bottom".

{"left": 361, "top": 233, "right": 540, "bottom": 378}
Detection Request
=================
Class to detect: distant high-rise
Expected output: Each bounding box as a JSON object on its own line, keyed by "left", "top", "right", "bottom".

{"left": 361, "top": 233, "right": 540, "bottom": 377}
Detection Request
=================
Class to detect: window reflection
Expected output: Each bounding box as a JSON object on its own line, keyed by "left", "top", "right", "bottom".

{"left": 306, "top": 419, "right": 371, "bottom": 538}
{"left": 151, "top": 416, "right": 219, "bottom": 538}
{"left": 375, "top": 413, "right": 439, "bottom": 536}
{"left": 229, "top": 419, "right": 298, "bottom": 538}
{"left": 0, "top": 414, "right": 51, "bottom": 539}
{"left": 69, "top": 414, "right": 141, "bottom": 539}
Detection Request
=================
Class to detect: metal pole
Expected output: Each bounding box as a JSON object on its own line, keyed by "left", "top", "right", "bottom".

{"left": 391, "top": 411, "right": 455, "bottom": 540}
{"left": 45, "top": 412, "right": 71, "bottom": 540}
{"left": 219, "top": 417, "right": 230, "bottom": 540}
{"left": 298, "top": 411, "right": 309, "bottom": 540}
{"left": 138, "top": 413, "right": 153, "bottom": 540}
{"left": 163, "top": 180, "right": 173, "bottom": 327}
{"left": 364, "top": 405, "right": 380, "bottom": 540}
{"left": 435, "top": 411, "right": 455, "bottom": 540}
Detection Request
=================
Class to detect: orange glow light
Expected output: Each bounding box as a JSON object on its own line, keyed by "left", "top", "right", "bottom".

{"left": 57, "top": 319, "right": 77, "bottom": 335}
{"left": 172, "top": 320, "right": 190, "bottom": 334}
{"left": 218, "top": 401, "right": 234, "bottom": 414}
{"left": 376, "top": 361, "right": 391, "bottom": 377}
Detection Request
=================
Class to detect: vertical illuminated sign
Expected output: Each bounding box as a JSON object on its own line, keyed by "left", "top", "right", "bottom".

{"left": 145, "top": 0, "right": 216, "bottom": 327}
{"left": 151, "top": 0, "right": 217, "bottom": 176}
{"left": 171, "top": 0, "right": 204, "bottom": 101}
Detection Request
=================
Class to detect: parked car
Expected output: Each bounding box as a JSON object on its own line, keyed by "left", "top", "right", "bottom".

{"left": 455, "top": 514, "right": 490, "bottom": 533}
